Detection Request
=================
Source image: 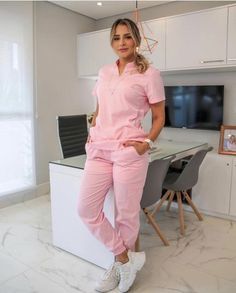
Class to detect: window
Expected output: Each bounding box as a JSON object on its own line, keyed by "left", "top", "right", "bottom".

{"left": 0, "top": 2, "right": 35, "bottom": 196}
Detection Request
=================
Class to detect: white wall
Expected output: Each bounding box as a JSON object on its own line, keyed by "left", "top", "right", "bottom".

{"left": 35, "top": 2, "right": 95, "bottom": 185}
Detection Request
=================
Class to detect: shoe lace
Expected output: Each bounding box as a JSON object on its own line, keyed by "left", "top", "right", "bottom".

{"left": 103, "top": 265, "right": 114, "bottom": 280}
{"left": 119, "top": 266, "right": 130, "bottom": 281}
{"left": 102, "top": 263, "right": 119, "bottom": 280}
{"left": 115, "top": 266, "right": 120, "bottom": 278}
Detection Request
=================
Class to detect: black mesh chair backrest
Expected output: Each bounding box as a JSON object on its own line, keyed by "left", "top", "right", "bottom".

{"left": 164, "top": 146, "right": 213, "bottom": 191}
{"left": 57, "top": 115, "right": 88, "bottom": 158}
{"left": 140, "top": 156, "right": 175, "bottom": 208}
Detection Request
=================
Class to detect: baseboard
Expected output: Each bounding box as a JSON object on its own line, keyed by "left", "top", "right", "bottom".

{"left": 36, "top": 182, "right": 50, "bottom": 197}
{"left": 0, "top": 182, "right": 50, "bottom": 209}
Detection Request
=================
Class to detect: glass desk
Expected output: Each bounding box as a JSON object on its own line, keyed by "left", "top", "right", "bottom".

{"left": 50, "top": 140, "right": 209, "bottom": 169}
{"left": 50, "top": 140, "right": 208, "bottom": 169}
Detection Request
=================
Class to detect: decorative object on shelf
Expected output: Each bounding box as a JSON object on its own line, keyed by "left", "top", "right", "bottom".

{"left": 133, "top": 0, "right": 158, "bottom": 54}
{"left": 219, "top": 125, "right": 236, "bottom": 155}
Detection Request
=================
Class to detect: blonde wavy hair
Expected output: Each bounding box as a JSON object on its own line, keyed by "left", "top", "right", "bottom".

{"left": 110, "top": 18, "right": 149, "bottom": 74}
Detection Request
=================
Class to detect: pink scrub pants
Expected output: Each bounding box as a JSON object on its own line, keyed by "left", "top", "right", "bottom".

{"left": 77, "top": 142, "right": 149, "bottom": 256}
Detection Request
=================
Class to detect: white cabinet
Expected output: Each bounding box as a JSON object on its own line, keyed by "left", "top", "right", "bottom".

{"left": 227, "top": 5, "right": 236, "bottom": 65}
{"left": 77, "top": 5, "right": 236, "bottom": 77}
{"left": 192, "top": 152, "right": 233, "bottom": 215}
{"left": 229, "top": 157, "right": 236, "bottom": 216}
{"left": 166, "top": 7, "right": 228, "bottom": 69}
{"left": 77, "top": 29, "right": 115, "bottom": 77}
{"left": 140, "top": 19, "right": 166, "bottom": 70}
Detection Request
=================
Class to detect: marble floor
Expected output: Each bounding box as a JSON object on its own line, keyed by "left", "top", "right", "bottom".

{"left": 0, "top": 195, "right": 236, "bottom": 293}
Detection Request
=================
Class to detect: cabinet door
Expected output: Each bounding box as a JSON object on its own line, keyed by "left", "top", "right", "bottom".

{"left": 227, "top": 5, "right": 236, "bottom": 65}
{"left": 77, "top": 30, "right": 115, "bottom": 77}
{"left": 229, "top": 157, "right": 236, "bottom": 216}
{"left": 166, "top": 7, "right": 227, "bottom": 69}
{"left": 192, "top": 152, "right": 232, "bottom": 215}
{"left": 140, "top": 19, "right": 165, "bottom": 70}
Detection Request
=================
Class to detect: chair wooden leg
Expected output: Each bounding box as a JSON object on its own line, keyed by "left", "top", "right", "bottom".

{"left": 143, "top": 208, "right": 170, "bottom": 246}
{"left": 176, "top": 191, "right": 185, "bottom": 236}
{"left": 166, "top": 191, "right": 175, "bottom": 211}
{"left": 135, "top": 234, "right": 140, "bottom": 252}
{"left": 183, "top": 191, "right": 203, "bottom": 221}
{"left": 150, "top": 190, "right": 172, "bottom": 217}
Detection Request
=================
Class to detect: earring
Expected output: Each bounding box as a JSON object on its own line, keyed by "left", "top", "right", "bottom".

{"left": 136, "top": 46, "right": 139, "bottom": 53}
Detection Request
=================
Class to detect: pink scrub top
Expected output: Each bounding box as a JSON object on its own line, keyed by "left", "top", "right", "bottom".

{"left": 90, "top": 60, "right": 165, "bottom": 150}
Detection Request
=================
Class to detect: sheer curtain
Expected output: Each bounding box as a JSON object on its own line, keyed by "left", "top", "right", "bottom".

{"left": 0, "top": 2, "right": 35, "bottom": 196}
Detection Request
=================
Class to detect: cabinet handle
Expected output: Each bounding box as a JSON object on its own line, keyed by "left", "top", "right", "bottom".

{"left": 228, "top": 58, "right": 236, "bottom": 61}
{"left": 200, "top": 59, "right": 225, "bottom": 64}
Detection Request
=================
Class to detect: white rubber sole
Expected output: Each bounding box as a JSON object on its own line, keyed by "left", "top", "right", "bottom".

{"left": 95, "top": 281, "right": 119, "bottom": 293}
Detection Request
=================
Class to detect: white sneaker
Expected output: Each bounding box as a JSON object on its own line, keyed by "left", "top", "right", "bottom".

{"left": 117, "top": 250, "right": 146, "bottom": 292}
{"left": 95, "top": 262, "right": 122, "bottom": 292}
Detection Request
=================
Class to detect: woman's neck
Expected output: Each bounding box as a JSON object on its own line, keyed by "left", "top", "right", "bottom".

{"left": 118, "top": 57, "right": 135, "bottom": 67}
{"left": 118, "top": 57, "right": 135, "bottom": 75}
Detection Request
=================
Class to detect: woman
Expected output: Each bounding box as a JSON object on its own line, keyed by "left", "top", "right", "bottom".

{"left": 78, "top": 18, "right": 165, "bottom": 292}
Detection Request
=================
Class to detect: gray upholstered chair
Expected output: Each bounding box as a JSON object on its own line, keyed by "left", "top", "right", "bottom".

{"left": 151, "top": 146, "right": 213, "bottom": 235}
{"left": 140, "top": 155, "right": 175, "bottom": 247}
{"left": 57, "top": 115, "right": 88, "bottom": 158}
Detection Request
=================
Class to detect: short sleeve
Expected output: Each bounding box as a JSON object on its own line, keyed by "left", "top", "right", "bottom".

{"left": 145, "top": 68, "right": 165, "bottom": 104}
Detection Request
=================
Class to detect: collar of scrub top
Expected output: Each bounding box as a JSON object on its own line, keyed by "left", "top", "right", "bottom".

{"left": 114, "top": 59, "right": 137, "bottom": 75}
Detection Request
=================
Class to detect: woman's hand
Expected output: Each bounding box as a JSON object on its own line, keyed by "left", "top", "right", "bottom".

{"left": 123, "top": 140, "right": 149, "bottom": 155}
{"left": 86, "top": 135, "right": 91, "bottom": 143}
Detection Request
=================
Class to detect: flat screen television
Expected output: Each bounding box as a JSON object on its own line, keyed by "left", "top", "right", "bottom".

{"left": 164, "top": 85, "right": 224, "bottom": 130}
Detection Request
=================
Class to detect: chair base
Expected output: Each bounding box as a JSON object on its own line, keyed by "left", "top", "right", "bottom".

{"left": 151, "top": 190, "right": 203, "bottom": 236}
{"left": 142, "top": 208, "right": 169, "bottom": 246}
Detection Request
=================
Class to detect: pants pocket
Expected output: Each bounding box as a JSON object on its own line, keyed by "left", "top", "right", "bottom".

{"left": 130, "top": 146, "right": 148, "bottom": 158}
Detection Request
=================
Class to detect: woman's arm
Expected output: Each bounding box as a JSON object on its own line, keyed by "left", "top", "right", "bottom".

{"left": 90, "top": 102, "right": 99, "bottom": 127}
{"left": 87, "top": 102, "right": 99, "bottom": 142}
{"left": 146, "top": 100, "right": 165, "bottom": 142}
{"left": 124, "top": 101, "right": 165, "bottom": 155}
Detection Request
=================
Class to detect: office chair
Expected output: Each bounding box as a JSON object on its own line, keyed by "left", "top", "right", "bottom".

{"left": 150, "top": 146, "right": 213, "bottom": 235}
{"left": 140, "top": 155, "right": 175, "bottom": 247}
{"left": 57, "top": 115, "right": 88, "bottom": 158}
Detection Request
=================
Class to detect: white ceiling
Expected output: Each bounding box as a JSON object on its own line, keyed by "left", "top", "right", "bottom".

{"left": 49, "top": 1, "right": 175, "bottom": 20}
